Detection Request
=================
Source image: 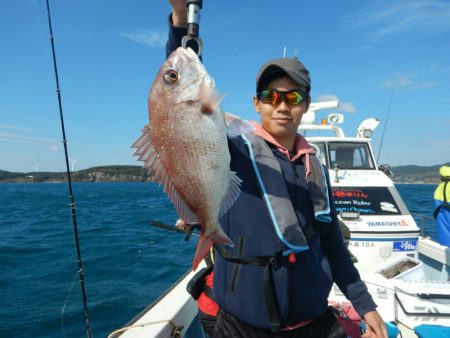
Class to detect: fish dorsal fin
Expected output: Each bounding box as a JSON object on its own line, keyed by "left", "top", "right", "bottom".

{"left": 219, "top": 171, "right": 242, "bottom": 217}
{"left": 132, "top": 125, "right": 200, "bottom": 224}
{"left": 224, "top": 112, "right": 255, "bottom": 137}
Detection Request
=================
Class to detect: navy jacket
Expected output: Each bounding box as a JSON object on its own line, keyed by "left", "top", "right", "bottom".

{"left": 165, "top": 19, "right": 376, "bottom": 329}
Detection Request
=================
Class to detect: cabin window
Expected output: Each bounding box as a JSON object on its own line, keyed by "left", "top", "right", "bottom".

{"left": 328, "top": 142, "right": 374, "bottom": 169}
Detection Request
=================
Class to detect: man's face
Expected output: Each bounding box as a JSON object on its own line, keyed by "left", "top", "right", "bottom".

{"left": 253, "top": 76, "right": 310, "bottom": 146}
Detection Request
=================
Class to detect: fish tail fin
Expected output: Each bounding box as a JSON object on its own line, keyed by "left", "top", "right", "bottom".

{"left": 192, "top": 227, "right": 233, "bottom": 271}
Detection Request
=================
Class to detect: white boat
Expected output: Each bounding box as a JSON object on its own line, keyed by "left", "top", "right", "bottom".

{"left": 111, "top": 101, "right": 450, "bottom": 338}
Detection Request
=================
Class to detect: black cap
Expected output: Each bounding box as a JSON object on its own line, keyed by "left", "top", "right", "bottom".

{"left": 256, "top": 57, "right": 311, "bottom": 93}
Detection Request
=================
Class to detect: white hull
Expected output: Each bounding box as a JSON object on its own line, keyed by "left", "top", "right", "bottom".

{"left": 112, "top": 262, "right": 206, "bottom": 338}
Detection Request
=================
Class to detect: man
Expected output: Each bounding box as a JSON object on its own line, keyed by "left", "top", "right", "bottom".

{"left": 167, "top": 1, "right": 387, "bottom": 337}
{"left": 434, "top": 165, "right": 450, "bottom": 246}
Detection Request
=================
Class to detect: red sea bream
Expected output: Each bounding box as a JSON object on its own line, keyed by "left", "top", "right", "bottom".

{"left": 133, "top": 47, "right": 241, "bottom": 270}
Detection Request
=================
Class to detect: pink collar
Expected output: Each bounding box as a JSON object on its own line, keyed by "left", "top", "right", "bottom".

{"left": 250, "top": 122, "right": 315, "bottom": 178}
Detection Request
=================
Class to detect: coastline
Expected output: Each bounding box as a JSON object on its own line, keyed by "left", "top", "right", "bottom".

{"left": 1, "top": 164, "right": 445, "bottom": 184}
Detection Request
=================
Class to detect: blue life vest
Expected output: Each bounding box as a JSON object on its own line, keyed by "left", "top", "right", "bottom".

{"left": 434, "top": 165, "right": 450, "bottom": 246}
{"left": 213, "top": 135, "right": 336, "bottom": 331}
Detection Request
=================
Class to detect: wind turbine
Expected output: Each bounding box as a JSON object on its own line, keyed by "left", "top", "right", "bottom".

{"left": 69, "top": 158, "right": 78, "bottom": 172}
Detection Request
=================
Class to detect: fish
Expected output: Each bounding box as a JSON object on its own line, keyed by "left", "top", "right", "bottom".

{"left": 132, "top": 47, "right": 242, "bottom": 270}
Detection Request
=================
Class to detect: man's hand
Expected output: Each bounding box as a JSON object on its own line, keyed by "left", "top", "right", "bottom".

{"left": 169, "top": 0, "right": 187, "bottom": 26}
{"left": 362, "top": 311, "right": 388, "bottom": 338}
{"left": 175, "top": 218, "right": 190, "bottom": 231}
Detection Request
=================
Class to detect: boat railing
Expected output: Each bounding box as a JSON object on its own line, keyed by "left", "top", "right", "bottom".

{"left": 411, "top": 212, "right": 435, "bottom": 238}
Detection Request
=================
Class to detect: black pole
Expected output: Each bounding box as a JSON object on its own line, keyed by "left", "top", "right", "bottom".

{"left": 44, "top": 1, "right": 93, "bottom": 337}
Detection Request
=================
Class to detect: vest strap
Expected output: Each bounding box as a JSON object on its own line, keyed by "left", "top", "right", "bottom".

{"left": 216, "top": 245, "right": 290, "bottom": 332}
{"left": 263, "top": 258, "right": 282, "bottom": 332}
{"left": 203, "top": 283, "right": 214, "bottom": 300}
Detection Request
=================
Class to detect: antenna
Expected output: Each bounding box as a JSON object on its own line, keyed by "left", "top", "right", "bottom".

{"left": 294, "top": 49, "right": 298, "bottom": 59}
{"left": 35, "top": 157, "right": 39, "bottom": 173}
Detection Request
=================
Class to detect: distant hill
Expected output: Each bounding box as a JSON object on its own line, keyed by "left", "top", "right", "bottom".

{"left": 1, "top": 163, "right": 448, "bottom": 183}
{"left": 390, "top": 163, "right": 449, "bottom": 184}
{"left": 0, "top": 165, "right": 148, "bottom": 183}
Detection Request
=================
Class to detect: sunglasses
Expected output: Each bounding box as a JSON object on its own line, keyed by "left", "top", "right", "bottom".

{"left": 257, "top": 89, "right": 308, "bottom": 106}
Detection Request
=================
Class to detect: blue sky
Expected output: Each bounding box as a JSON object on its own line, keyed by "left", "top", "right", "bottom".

{"left": 1, "top": 0, "right": 449, "bottom": 172}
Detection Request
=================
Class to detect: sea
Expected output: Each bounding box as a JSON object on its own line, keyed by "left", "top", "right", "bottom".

{"left": 0, "top": 182, "right": 439, "bottom": 338}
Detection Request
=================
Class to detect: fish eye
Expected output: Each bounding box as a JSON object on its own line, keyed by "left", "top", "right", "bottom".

{"left": 163, "top": 69, "right": 179, "bottom": 83}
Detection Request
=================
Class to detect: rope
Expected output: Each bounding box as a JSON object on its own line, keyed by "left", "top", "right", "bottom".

{"left": 107, "top": 319, "right": 178, "bottom": 338}
{"left": 360, "top": 280, "right": 450, "bottom": 310}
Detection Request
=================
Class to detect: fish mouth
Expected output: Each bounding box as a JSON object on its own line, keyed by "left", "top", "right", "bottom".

{"left": 173, "top": 47, "right": 200, "bottom": 63}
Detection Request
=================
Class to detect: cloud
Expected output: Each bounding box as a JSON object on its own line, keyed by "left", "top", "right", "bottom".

{"left": 316, "top": 94, "right": 356, "bottom": 113}
{"left": 430, "top": 140, "right": 450, "bottom": 146}
{"left": 317, "top": 94, "right": 338, "bottom": 102}
{"left": 0, "top": 124, "right": 37, "bottom": 132}
{"left": 430, "top": 64, "right": 450, "bottom": 74}
{"left": 345, "top": 0, "right": 450, "bottom": 39}
{"left": 49, "top": 145, "right": 60, "bottom": 152}
{"left": 120, "top": 30, "right": 166, "bottom": 48}
{"left": 0, "top": 132, "right": 59, "bottom": 146}
{"left": 383, "top": 73, "right": 437, "bottom": 89}
{"left": 339, "top": 102, "right": 357, "bottom": 114}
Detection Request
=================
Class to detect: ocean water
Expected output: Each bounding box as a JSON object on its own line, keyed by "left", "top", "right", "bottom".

{"left": 0, "top": 182, "right": 438, "bottom": 337}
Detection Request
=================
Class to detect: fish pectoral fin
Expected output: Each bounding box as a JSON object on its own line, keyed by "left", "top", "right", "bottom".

{"left": 199, "top": 81, "right": 223, "bottom": 114}
{"left": 224, "top": 112, "right": 255, "bottom": 137}
{"left": 219, "top": 171, "right": 242, "bottom": 217}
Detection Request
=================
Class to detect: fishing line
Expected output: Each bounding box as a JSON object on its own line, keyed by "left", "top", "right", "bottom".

{"left": 61, "top": 272, "right": 78, "bottom": 338}
{"left": 33, "top": 0, "right": 51, "bottom": 70}
{"left": 44, "top": 1, "right": 93, "bottom": 337}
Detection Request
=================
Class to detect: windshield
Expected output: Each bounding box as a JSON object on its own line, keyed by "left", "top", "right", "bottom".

{"left": 328, "top": 142, "right": 374, "bottom": 169}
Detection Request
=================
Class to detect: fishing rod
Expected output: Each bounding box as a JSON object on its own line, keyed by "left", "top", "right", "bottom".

{"left": 44, "top": 1, "right": 93, "bottom": 337}
{"left": 182, "top": 0, "right": 203, "bottom": 56}
{"left": 149, "top": 220, "right": 199, "bottom": 241}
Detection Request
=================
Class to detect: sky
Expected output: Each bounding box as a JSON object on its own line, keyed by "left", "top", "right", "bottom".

{"left": 1, "top": 0, "right": 449, "bottom": 172}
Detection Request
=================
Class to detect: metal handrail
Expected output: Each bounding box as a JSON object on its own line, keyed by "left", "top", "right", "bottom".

{"left": 411, "top": 212, "right": 435, "bottom": 238}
